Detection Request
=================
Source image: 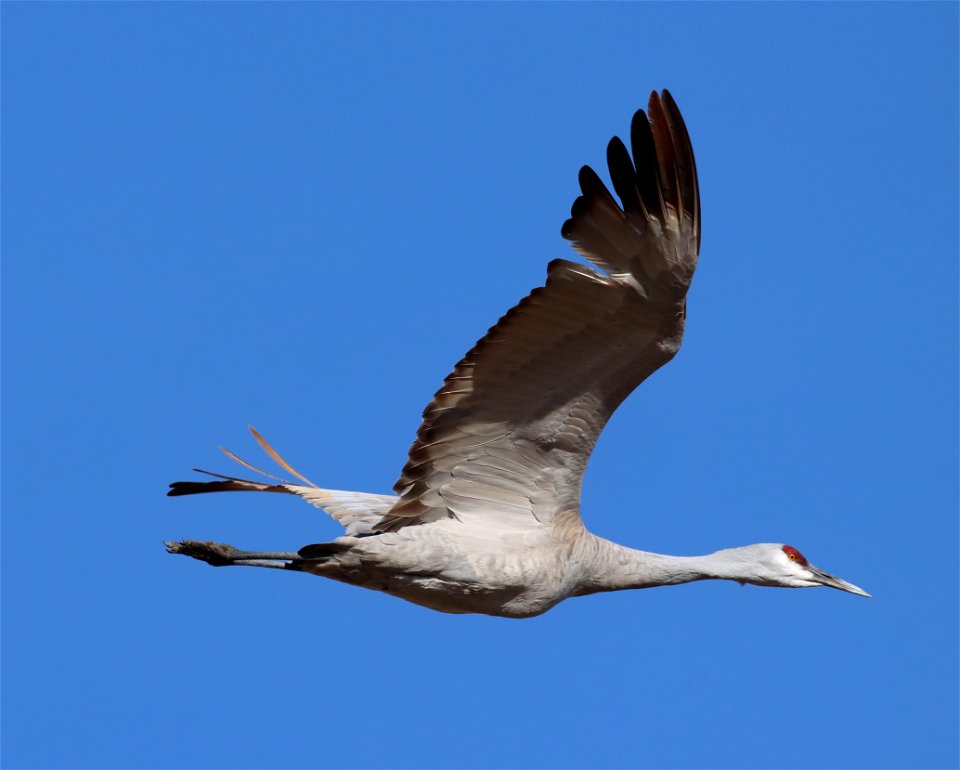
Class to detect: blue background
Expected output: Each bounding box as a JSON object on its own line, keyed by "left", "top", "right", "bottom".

{"left": 3, "top": 3, "right": 957, "bottom": 769}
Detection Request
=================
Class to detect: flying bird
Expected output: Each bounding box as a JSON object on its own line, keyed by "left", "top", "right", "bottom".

{"left": 167, "top": 90, "right": 869, "bottom": 617}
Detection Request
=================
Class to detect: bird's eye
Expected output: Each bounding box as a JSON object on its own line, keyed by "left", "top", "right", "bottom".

{"left": 781, "top": 545, "right": 807, "bottom": 565}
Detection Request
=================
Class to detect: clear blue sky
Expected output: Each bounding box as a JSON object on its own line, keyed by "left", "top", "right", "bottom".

{"left": 2, "top": 3, "right": 957, "bottom": 769}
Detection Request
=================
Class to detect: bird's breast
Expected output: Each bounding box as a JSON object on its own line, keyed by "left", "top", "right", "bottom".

{"left": 338, "top": 522, "right": 580, "bottom": 618}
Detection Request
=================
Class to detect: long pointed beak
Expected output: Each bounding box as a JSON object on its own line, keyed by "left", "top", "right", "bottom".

{"left": 808, "top": 564, "right": 871, "bottom": 597}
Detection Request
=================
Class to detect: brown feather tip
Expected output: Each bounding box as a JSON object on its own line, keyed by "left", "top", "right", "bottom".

{"left": 247, "top": 425, "right": 318, "bottom": 487}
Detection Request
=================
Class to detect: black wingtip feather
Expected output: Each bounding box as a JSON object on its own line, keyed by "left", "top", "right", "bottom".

{"left": 646, "top": 93, "right": 681, "bottom": 220}
{"left": 606, "top": 136, "right": 643, "bottom": 217}
{"left": 577, "top": 165, "right": 606, "bottom": 197}
{"left": 560, "top": 91, "right": 699, "bottom": 271}
{"left": 629, "top": 107, "right": 666, "bottom": 222}
{"left": 569, "top": 195, "right": 589, "bottom": 218}
{"left": 658, "top": 89, "right": 700, "bottom": 252}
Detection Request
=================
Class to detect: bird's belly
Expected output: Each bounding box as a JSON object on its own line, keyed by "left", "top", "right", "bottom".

{"left": 326, "top": 524, "right": 576, "bottom": 618}
{"left": 375, "top": 573, "right": 560, "bottom": 618}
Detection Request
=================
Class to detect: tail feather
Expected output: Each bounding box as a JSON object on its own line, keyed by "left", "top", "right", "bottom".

{"left": 248, "top": 425, "right": 318, "bottom": 487}
{"left": 168, "top": 426, "right": 399, "bottom": 536}
{"left": 167, "top": 475, "right": 291, "bottom": 497}
{"left": 218, "top": 446, "right": 294, "bottom": 484}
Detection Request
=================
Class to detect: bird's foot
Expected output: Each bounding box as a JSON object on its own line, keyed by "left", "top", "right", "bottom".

{"left": 164, "top": 540, "right": 301, "bottom": 569}
{"left": 165, "top": 539, "right": 244, "bottom": 566}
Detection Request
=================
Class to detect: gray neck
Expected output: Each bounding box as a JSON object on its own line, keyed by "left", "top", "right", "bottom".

{"left": 577, "top": 537, "right": 750, "bottom": 594}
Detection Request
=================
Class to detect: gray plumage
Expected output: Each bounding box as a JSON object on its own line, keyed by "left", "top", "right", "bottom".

{"left": 167, "top": 91, "right": 869, "bottom": 617}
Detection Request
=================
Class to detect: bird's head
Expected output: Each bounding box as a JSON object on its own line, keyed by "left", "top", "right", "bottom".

{"left": 730, "top": 543, "right": 871, "bottom": 597}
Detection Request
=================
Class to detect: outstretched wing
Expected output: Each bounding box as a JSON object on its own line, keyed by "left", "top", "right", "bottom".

{"left": 377, "top": 90, "right": 700, "bottom": 533}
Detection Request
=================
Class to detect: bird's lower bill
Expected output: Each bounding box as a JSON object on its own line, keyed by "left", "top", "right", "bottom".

{"left": 807, "top": 565, "right": 871, "bottom": 597}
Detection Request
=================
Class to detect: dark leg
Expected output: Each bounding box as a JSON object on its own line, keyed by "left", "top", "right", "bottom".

{"left": 165, "top": 540, "right": 300, "bottom": 569}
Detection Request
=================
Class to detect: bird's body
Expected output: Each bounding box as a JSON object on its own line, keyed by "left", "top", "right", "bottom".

{"left": 305, "top": 514, "right": 587, "bottom": 618}
{"left": 168, "top": 91, "right": 869, "bottom": 615}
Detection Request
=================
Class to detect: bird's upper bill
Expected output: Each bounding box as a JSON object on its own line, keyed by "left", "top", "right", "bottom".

{"left": 806, "top": 564, "right": 871, "bottom": 597}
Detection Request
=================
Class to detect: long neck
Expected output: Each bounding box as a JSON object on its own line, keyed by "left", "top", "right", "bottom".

{"left": 576, "top": 537, "right": 749, "bottom": 595}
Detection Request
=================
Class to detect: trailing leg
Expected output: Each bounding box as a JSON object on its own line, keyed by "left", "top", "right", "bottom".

{"left": 165, "top": 540, "right": 301, "bottom": 569}
{"left": 165, "top": 538, "right": 353, "bottom": 571}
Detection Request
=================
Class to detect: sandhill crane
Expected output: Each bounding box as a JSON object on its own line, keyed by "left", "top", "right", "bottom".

{"left": 166, "top": 90, "right": 869, "bottom": 617}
